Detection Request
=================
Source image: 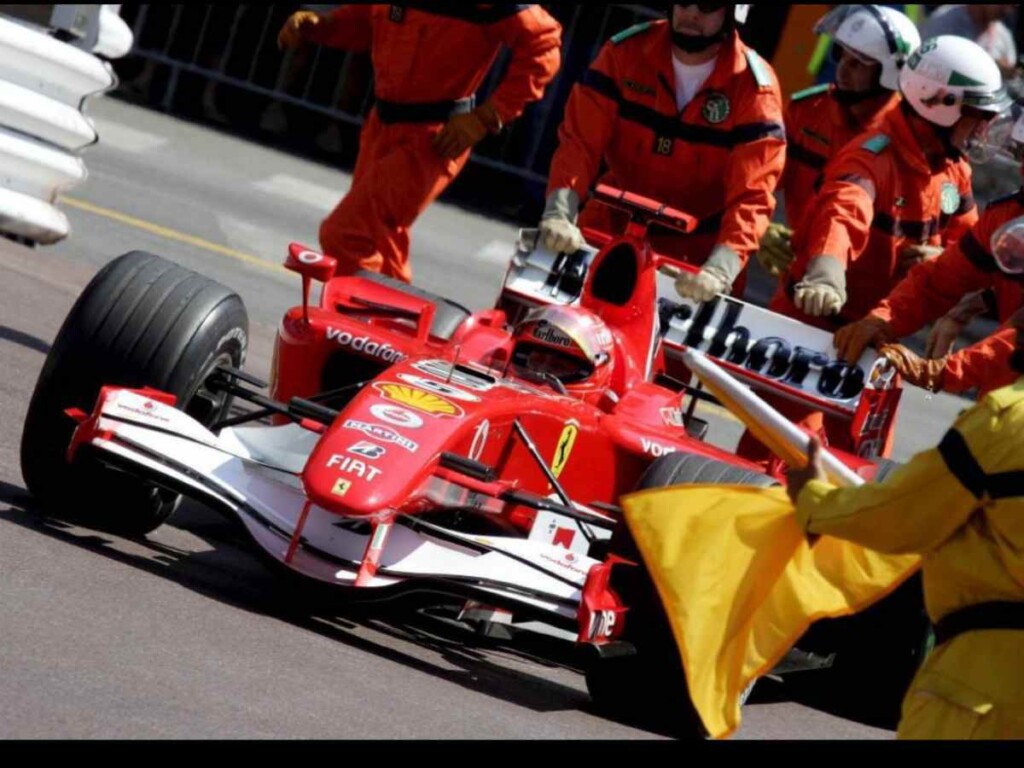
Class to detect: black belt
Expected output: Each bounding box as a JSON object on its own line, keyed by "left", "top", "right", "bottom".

{"left": 375, "top": 95, "right": 475, "bottom": 124}
{"left": 933, "top": 601, "right": 1024, "bottom": 647}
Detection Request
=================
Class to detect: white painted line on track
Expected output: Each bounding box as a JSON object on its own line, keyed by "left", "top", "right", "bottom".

{"left": 474, "top": 240, "right": 513, "bottom": 264}
{"left": 253, "top": 174, "right": 344, "bottom": 213}
{"left": 91, "top": 119, "right": 168, "bottom": 154}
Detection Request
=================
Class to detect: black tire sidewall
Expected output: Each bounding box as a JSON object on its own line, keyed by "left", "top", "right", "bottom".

{"left": 20, "top": 252, "right": 248, "bottom": 535}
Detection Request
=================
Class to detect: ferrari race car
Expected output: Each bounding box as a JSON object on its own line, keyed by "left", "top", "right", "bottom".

{"left": 20, "top": 186, "right": 923, "bottom": 736}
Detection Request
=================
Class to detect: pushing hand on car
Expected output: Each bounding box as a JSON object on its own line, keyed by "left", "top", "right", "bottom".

{"left": 834, "top": 315, "right": 894, "bottom": 363}
{"left": 879, "top": 344, "right": 947, "bottom": 392}
{"left": 540, "top": 217, "right": 585, "bottom": 254}
{"left": 674, "top": 268, "right": 729, "bottom": 303}
{"left": 793, "top": 254, "right": 847, "bottom": 317}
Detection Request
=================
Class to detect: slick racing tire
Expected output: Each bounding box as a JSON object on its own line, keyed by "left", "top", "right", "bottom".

{"left": 355, "top": 270, "right": 470, "bottom": 340}
{"left": 585, "top": 453, "right": 777, "bottom": 738}
{"left": 20, "top": 251, "right": 249, "bottom": 536}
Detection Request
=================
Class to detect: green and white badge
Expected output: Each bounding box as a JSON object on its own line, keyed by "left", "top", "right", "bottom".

{"left": 940, "top": 183, "right": 961, "bottom": 215}
{"left": 702, "top": 92, "right": 731, "bottom": 125}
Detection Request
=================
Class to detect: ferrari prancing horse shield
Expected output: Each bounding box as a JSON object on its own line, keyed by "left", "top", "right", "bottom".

{"left": 551, "top": 422, "right": 579, "bottom": 478}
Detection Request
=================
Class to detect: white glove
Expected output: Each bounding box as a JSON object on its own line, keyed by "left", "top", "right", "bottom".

{"left": 539, "top": 217, "right": 585, "bottom": 254}
{"left": 793, "top": 255, "right": 847, "bottom": 317}
{"left": 539, "top": 188, "right": 585, "bottom": 254}
{"left": 675, "top": 268, "right": 729, "bottom": 303}
{"left": 794, "top": 284, "right": 844, "bottom": 317}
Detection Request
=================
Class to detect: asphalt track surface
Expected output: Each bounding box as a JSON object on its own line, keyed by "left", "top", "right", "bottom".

{"left": 0, "top": 97, "right": 978, "bottom": 740}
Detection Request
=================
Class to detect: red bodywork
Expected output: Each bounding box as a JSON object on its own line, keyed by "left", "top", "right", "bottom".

{"left": 262, "top": 192, "right": 887, "bottom": 646}
{"left": 273, "top": 241, "right": 775, "bottom": 535}
{"left": 63, "top": 190, "right": 901, "bottom": 651}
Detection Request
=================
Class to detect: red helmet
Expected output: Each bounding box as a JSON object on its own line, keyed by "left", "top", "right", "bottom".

{"left": 511, "top": 306, "right": 615, "bottom": 403}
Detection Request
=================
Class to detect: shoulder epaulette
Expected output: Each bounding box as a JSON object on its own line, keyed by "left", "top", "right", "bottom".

{"left": 861, "top": 134, "right": 891, "bottom": 154}
{"left": 611, "top": 21, "right": 654, "bottom": 45}
{"left": 744, "top": 48, "right": 773, "bottom": 89}
{"left": 790, "top": 83, "right": 830, "bottom": 103}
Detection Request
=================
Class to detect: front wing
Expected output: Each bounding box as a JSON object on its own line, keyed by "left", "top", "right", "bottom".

{"left": 65, "top": 388, "right": 618, "bottom": 638}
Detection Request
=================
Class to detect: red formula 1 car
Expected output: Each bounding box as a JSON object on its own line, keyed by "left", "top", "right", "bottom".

{"left": 20, "top": 188, "right": 922, "bottom": 736}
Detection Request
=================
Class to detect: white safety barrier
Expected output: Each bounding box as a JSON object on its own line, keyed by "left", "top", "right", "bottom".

{"left": 0, "top": 6, "right": 132, "bottom": 244}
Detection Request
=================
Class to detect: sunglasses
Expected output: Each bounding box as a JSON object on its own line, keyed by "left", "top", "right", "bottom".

{"left": 676, "top": 3, "right": 728, "bottom": 13}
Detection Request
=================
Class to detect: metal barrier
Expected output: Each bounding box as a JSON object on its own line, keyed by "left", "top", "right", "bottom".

{"left": 0, "top": 7, "right": 132, "bottom": 245}
{"left": 113, "top": 4, "right": 663, "bottom": 188}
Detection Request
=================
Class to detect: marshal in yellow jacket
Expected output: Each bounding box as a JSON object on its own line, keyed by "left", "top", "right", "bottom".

{"left": 797, "top": 378, "right": 1024, "bottom": 739}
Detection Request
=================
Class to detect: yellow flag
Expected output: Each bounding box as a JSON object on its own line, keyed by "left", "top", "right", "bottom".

{"left": 622, "top": 484, "right": 920, "bottom": 739}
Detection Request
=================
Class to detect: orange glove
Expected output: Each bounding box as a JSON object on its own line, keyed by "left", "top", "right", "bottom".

{"left": 879, "top": 344, "right": 947, "bottom": 392}
{"left": 833, "top": 315, "right": 894, "bottom": 363}
{"left": 433, "top": 104, "right": 502, "bottom": 160}
{"left": 278, "top": 11, "right": 320, "bottom": 50}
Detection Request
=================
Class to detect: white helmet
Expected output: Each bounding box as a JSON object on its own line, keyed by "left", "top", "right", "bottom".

{"left": 900, "top": 36, "right": 1012, "bottom": 128}
{"left": 815, "top": 5, "right": 921, "bottom": 91}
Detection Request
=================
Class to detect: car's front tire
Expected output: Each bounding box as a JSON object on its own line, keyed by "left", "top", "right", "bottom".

{"left": 20, "top": 251, "right": 248, "bottom": 536}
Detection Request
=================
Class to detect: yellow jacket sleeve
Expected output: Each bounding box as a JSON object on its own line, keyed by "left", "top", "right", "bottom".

{"left": 794, "top": 407, "right": 993, "bottom": 554}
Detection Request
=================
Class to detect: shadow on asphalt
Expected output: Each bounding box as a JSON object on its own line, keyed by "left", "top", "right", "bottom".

{"left": 0, "top": 325, "right": 52, "bottom": 356}
{"left": 0, "top": 479, "right": 898, "bottom": 737}
{"left": 0, "top": 482, "right": 608, "bottom": 723}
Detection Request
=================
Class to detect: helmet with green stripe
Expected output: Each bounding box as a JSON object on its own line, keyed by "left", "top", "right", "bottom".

{"left": 900, "top": 35, "right": 1012, "bottom": 128}
{"left": 815, "top": 5, "right": 921, "bottom": 91}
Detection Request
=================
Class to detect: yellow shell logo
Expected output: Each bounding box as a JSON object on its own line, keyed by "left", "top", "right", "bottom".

{"left": 375, "top": 383, "right": 463, "bottom": 417}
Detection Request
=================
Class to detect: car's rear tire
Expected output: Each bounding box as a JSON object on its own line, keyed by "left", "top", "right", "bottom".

{"left": 585, "top": 453, "right": 777, "bottom": 738}
{"left": 20, "top": 251, "right": 249, "bottom": 536}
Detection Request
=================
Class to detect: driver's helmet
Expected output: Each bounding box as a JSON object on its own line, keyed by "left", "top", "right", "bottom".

{"left": 511, "top": 306, "right": 615, "bottom": 402}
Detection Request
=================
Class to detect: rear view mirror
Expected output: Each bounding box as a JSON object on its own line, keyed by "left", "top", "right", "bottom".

{"left": 284, "top": 243, "right": 337, "bottom": 283}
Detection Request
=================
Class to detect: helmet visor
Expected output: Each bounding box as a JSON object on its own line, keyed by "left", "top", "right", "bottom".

{"left": 966, "top": 102, "right": 1024, "bottom": 164}
{"left": 512, "top": 343, "right": 594, "bottom": 384}
{"left": 813, "top": 4, "right": 857, "bottom": 37}
{"left": 991, "top": 217, "right": 1024, "bottom": 275}
{"left": 962, "top": 85, "right": 1014, "bottom": 118}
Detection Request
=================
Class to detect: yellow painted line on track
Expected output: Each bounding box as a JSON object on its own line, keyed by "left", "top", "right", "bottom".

{"left": 63, "top": 196, "right": 285, "bottom": 273}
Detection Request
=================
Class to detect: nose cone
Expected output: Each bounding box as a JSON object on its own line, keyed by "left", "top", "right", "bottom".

{"left": 304, "top": 447, "right": 401, "bottom": 516}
